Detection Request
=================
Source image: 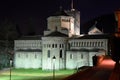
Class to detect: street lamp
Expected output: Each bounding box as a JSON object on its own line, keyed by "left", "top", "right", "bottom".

{"left": 10, "top": 58, "right": 12, "bottom": 80}
{"left": 52, "top": 56, "right": 56, "bottom": 80}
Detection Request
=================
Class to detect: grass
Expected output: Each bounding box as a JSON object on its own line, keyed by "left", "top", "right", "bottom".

{"left": 0, "top": 68, "right": 75, "bottom": 80}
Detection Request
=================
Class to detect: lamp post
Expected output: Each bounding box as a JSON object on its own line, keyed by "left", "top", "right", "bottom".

{"left": 52, "top": 56, "right": 56, "bottom": 80}
{"left": 10, "top": 58, "right": 12, "bottom": 80}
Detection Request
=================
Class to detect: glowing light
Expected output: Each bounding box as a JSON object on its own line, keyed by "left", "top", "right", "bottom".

{"left": 98, "top": 58, "right": 115, "bottom": 69}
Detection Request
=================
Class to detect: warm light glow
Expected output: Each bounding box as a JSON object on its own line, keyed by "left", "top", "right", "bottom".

{"left": 99, "top": 58, "right": 115, "bottom": 69}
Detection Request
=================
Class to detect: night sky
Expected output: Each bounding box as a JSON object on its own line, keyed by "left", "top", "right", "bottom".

{"left": 0, "top": 0, "right": 120, "bottom": 35}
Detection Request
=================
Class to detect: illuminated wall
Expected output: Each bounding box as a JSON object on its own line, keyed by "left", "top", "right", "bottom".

{"left": 14, "top": 52, "right": 42, "bottom": 68}
{"left": 66, "top": 10, "right": 80, "bottom": 35}
{"left": 47, "top": 16, "right": 74, "bottom": 37}
{"left": 42, "top": 37, "right": 67, "bottom": 70}
{"left": 66, "top": 51, "right": 88, "bottom": 69}
{"left": 14, "top": 39, "right": 42, "bottom": 69}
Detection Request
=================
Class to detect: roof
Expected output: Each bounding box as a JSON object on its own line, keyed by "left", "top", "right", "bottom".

{"left": 76, "top": 34, "right": 110, "bottom": 39}
{"left": 68, "top": 48, "right": 105, "bottom": 52}
{"left": 16, "top": 49, "right": 42, "bottom": 52}
{"left": 18, "top": 35, "right": 42, "bottom": 40}
{"left": 45, "top": 31, "right": 68, "bottom": 37}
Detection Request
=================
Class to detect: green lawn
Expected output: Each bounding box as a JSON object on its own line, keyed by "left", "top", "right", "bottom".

{"left": 0, "top": 68, "right": 75, "bottom": 80}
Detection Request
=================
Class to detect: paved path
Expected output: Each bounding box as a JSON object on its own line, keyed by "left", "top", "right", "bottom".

{"left": 62, "top": 58, "right": 116, "bottom": 80}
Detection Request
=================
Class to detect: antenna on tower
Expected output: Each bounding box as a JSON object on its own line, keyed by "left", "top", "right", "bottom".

{"left": 60, "top": 6, "right": 62, "bottom": 11}
{"left": 71, "top": 0, "right": 75, "bottom": 11}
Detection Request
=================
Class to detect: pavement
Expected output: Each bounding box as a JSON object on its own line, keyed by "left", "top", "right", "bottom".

{"left": 62, "top": 57, "right": 116, "bottom": 80}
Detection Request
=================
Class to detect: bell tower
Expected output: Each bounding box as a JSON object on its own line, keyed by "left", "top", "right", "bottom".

{"left": 65, "top": 0, "right": 80, "bottom": 35}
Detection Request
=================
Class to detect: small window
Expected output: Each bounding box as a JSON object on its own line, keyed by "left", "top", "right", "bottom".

{"left": 35, "top": 54, "right": 37, "bottom": 59}
{"left": 81, "top": 54, "right": 83, "bottom": 59}
{"left": 101, "top": 42, "right": 103, "bottom": 47}
{"left": 87, "top": 42, "right": 89, "bottom": 47}
{"left": 95, "top": 42, "right": 97, "bottom": 47}
{"left": 48, "top": 50, "right": 50, "bottom": 58}
{"left": 84, "top": 42, "right": 86, "bottom": 47}
{"left": 52, "top": 44, "right": 54, "bottom": 48}
{"left": 71, "top": 42, "right": 73, "bottom": 46}
{"left": 55, "top": 44, "right": 57, "bottom": 48}
{"left": 70, "top": 54, "right": 73, "bottom": 59}
{"left": 98, "top": 42, "right": 100, "bottom": 47}
{"left": 81, "top": 42, "right": 83, "bottom": 47}
{"left": 60, "top": 50, "right": 62, "bottom": 58}
{"left": 60, "top": 44, "right": 61, "bottom": 48}
{"left": 62, "top": 44, "right": 64, "bottom": 48}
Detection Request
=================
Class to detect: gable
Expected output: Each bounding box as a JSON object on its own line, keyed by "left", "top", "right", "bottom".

{"left": 88, "top": 27, "right": 103, "bottom": 35}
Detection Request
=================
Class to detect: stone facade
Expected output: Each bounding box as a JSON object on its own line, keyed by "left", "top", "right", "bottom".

{"left": 14, "top": 37, "right": 42, "bottom": 69}
{"left": 14, "top": 8, "right": 110, "bottom": 70}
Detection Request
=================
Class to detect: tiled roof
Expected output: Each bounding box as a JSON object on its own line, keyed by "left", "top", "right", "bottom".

{"left": 18, "top": 35, "right": 42, "bottom": 40}
{"left": 45, "top": 31, "right": 68, "bottom": 37}
{"left": 16, "top": 49, "right": 42, "bottom": 52}
{"left": 76, "top": 34, "right": 110, "bottom": 39}
{"left": 68, "top": 48, "right": 104, "bottom": 52}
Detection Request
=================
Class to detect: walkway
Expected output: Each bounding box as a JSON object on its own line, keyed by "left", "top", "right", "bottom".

{"left": 62, "top": 57, "right": 116, "bottom": 80}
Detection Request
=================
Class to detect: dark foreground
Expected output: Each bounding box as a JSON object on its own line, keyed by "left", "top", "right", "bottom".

{"left": 63, "top": 57, "right": 116, "bottom": 80}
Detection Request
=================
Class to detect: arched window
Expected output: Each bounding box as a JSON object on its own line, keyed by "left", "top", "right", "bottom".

{"left": 71, "top": 42, "right": 73, "bottom": 46}
{"left": 95, "top": 42, "right": 97, "bottom": 47}
{"left": 52, "top": 44, "right": 54, "bottom": 48}
{"left": 62, "top": 44, "right": 64, "bottom": 48}
{"left": 76, "top": 42, "right": 78, "bottom": 47}
{"left": 81, "top": 42, "right": 83, "bottom": 47}
{"left": 90, "top": 42, "right": 92, "bottom": 47}
{"left": 35, "top": 54, "right": 37, "bottom": 59}
{"left": 60, "top": 50, "right": 62, "bottom": 58}
{"left": 98, "top": 42, "right": 100, "bottom": 47}
{"left": 70, "top": 54, "right": 73, "bottom": 59}
{"left": 68, "top": 43, "right": 70, "bottom": 49}
{"left": 59, "top": 44, "right": 61, "bottom": 48}
{"left": 47, "top": 50, "right": 50, "bottom": 58}
{"left": 81, "top": 54, "right": 83, "bottom": 59}
{"left": 74, "top": 42, "right": 76, "bottom": 47}
{"left": 101, "top": 42, "right": 103, "bottom": 47}
{"left": 87, "top": 42, "right": 89, "bottom": 47}
{"left": 55, "top": 44, "right": 57, "bottom": 48}
{"left": 84, "top": 42, "right": 86, "bottom": 47}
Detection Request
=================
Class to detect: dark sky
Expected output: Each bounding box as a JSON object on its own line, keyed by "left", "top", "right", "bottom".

{"left": 0, "top": 0, "right": 120, "bottom": 35}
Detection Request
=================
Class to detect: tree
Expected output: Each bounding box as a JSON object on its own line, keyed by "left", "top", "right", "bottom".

{"left": 0, "top": 18, "right": 18, "bottom": 69}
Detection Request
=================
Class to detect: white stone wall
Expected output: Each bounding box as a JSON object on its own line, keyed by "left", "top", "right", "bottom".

{"left": 66, "top": 10, "right": 80, "bottom": 35}
{"left": 42, "top": 37, "right": 67, "bottom": 70}
{"left": 14, "top": 52, "right": 42, "bottom": 69}
{"left": 66, "top": 51, "right": 88, "bottom": 69}
{"left": 89, "top": 51, "right": 105, "bottom": 66}
{"left": 69, "top": 39, "right": 108, "bottom": 53}
{"left": 47, "top": 16, "right": 74, "bottom": 37}
{"left": 14, "top": 40, "right": 42, "bottom": 50}
{"left": 14, "top": 40, "right": 42, "bottom": 69}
